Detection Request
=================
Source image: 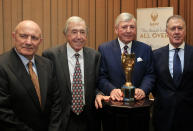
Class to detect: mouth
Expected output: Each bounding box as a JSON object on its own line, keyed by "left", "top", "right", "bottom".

{"left": 173, "top": 36, "right": 181, "bottom": 40}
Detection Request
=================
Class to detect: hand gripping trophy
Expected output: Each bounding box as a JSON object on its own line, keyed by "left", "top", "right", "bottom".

{"left": 121, "top": 53, "right": 135, "bottom": 101}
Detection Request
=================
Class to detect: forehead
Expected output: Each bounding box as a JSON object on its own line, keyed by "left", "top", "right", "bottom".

{"left": 118, "top": 19, "right": 136, "bottom": 26}
{"left": 68, "top": 21, "right": 86, "bottom": 30}
{"left": 16, "top": 22, "right": 41, "bottom": 36}
{"left": 167, "top": 19, "right": 185, "bottom": 27}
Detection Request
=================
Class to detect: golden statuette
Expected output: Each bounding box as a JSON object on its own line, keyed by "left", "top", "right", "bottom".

{"left": 121, "top": 53, "right": 135, "bottom": 101}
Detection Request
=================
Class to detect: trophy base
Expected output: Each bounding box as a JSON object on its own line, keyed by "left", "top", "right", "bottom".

{"left": 121, "top": 85, "right": 135, "bottom": 102}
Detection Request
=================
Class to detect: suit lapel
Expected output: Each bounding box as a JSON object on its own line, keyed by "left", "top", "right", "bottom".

{"left": 159, "top": 45, "right": 177, "bottom": 89}
{"left": 58, "top": 44, "right": 71, "bottom": 92}
{"left": 112, "top": 39, "right": 125, "bottom": 80}
{"left": 35, "top": 56, "right": 47, "bottom": 110}
{"left": 83, "top": 48, "right": 89, "bottom": 97}
{"left": 9, "top": 49, "right": 41, "bottom": 110}
{"left": 181, "top": 44, "right": 191, "bottom": 83}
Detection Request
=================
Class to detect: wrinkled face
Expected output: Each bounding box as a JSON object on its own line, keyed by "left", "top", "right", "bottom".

{"left": 115, "top": 19, "right": 136, "bottom": 44}
{"left": 66, "top": 21, "right": 87, "bottom": 52}
{"left": 13, "top": 22, "right": 42, "bottom": 60}
{"left": 166, "top": 19, "right": 186, "bottom": 48}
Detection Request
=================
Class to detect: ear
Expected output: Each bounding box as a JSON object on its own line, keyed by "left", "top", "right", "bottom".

{"left": 39, "top": 38, "right": 43, "bottom": 43}
{"left": 12, "top": 32, "right": 16, "bottom": 39}
{"left": 115, "top": 26, "right": 118, "bottom": 35}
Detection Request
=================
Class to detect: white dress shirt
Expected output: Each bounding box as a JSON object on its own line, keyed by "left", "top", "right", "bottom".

{"left": 118, "top": 38, "right": 132, "bottom": 55}
{"left": 169, "top": 42, "right": 185, "bottom": 77}
{"left": 67, "top": 43, "right": 85, "bottom": 104}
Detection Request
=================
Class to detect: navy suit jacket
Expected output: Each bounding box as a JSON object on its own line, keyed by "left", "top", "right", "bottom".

{"left": 153, "top": 44, "right": 193, "bottom": 131}
{"left": 98, "top": 39, "right": 155, "bottom": 96}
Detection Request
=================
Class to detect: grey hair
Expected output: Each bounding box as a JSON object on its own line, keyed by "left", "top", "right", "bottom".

{"left": 166, "top": 15, "right": 186, "bottom": 29}
{"left": 63, "top": 16, "right": 87, "bottom": 35}
{"left": 115, "top": 12, "right": 136, "bottom": 27}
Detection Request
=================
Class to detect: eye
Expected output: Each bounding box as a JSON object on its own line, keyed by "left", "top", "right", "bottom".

{"left": 19, "top": 34, "right": 28, "bottom": 39}
{"left": 31, "top": 35, "right": 40, "bottom": 41}
{"left": 80, "top": 30, "right": 86, "bottom": 35}
{"left": 130, "top": 25, "right": 135, "bottom": 29}
{"left": 122, "top": 26, "right": 127, "bottom": 29}
{"left": 71, "top": 30, "right": 78, "bottom": 34}
{"left": 177, "top": 27, "right": 183, "bottom": 31}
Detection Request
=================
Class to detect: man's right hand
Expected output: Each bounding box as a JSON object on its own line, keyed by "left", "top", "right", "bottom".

{"left": 110, "top": 89, "right": 123, "bottom": 101}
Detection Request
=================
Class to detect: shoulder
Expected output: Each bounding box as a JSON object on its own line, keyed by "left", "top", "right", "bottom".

{"left": 98, "top": 39, "right": 118, "bottom": 49}
{"left": 0, "top": 49, "right": 15, "bottom": 66}
{"left": 43, "top": 44, "right": 66, "bottom": 55}
{"left": 134, "top": 40, "right": 152, "bottom": 50}
{"left": 154, "top": 45, "right": 168, "bottom": 54}
{"left": 153, "top": 45, "right": 168, "bottom": 59}
{"left": 84, "top": 46, "right": 100, "bottom": 57}
{"left": 35, "top": 55, "right": 53, "bottom": 65}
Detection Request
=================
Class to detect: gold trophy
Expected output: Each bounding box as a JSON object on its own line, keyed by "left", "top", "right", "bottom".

{"left": 121, "top": 53, "right": 135, "bottom": 102}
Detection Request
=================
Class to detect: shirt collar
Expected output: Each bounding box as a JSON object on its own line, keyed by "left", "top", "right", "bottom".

{"left": 67, "top": 43, "right": 83, "bottom": 58}
{"left": 169, "top": 42, "right": 185, "bottom": 51}
{"left": 14, "top": 48, "right": 35, "bottom": 66}
{"left": 118, "top": 38, "right": 132, "bottom": 50}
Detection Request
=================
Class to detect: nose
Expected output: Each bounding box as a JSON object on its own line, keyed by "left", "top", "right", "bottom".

{"left": 26, "top": 36, "right": 32, "bottom": 43}
{"left": 126, "top": 27, "right": 131, "bottom": 32}
{"left": 77, "top": 32, "right": 81, "bottom": 39}
{"left": 174, "top": 28, "right": 180, "bottom": 33}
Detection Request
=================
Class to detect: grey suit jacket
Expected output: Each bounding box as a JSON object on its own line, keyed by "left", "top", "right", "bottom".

{"left": 42, "top": 44, "right": 101, "bottom": 130}
{"left": 0, "top": 48, "right": 62, "bottom": 131}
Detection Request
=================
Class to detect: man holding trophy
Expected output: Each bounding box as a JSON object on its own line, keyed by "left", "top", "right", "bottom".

{"left": 98, "top": 12, "right": 155, "bottom": 101}
{"left": 97, "top": 12, "right": 155, "bottom": 131}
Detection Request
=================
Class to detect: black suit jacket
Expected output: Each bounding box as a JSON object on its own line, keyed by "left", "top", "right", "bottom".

{"left": 42, "top": 44, "right": 101, "bottom": 130}
{"left": 0, "top": 48, "right": 62, "bottom": 131}
{"left": 153, "top": 44, "right": 193, "bottom": 131}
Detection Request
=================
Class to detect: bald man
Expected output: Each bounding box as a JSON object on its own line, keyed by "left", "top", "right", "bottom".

{"left": 0, "top": 20, "right": 62, "bottom": 131}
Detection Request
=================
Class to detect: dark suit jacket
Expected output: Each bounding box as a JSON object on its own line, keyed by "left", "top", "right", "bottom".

{"left": 0, "top": 48, "right": 62, "bottom": 131}
{"left": 153, "top": 44, "right": 193, "bottom": 131}
{"left": 42, "top": 44, "right": 101, "bottom": 131}
{"left": 98, "top": 39, "right": 155, "bottom": 96}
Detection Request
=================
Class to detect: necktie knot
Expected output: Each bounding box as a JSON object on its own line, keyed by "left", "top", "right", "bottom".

{"left": 124, "top": 45, "right": 128, "bottom": 55}
{"left": 28, "top": 61, "right": 33, "bottom": 68}
{"left": 175, "top": 48, "right": 180, "bottom": 53}
{"left": 75, "top": 53, "right": 80, "bottom": 59}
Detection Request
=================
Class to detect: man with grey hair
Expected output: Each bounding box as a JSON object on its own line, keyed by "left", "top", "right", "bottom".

{"left": 153, "top": 15, "right": 193, "bottom": 131}
{"left": 98, "top": 12, "right": 155, "bottom": 131}
{"left": 43, "top": 16, "right": 103, "bottom": 131}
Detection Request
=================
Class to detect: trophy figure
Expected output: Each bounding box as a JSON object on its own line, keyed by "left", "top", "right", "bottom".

{"left": 121, "top": 53, "right": 135, "bottom": 102}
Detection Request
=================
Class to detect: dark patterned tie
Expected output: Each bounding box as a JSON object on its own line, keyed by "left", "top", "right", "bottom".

{"left": 173, "top": 48, "right": 182, "bottom": 87}
{"left": 71, "top": 53, "right": 84, "bottom": 115}
{"left": 124, "top": 45, "right": 128, "bottom": 55}
{"left": 28, "top": 61, "right": 41, "bottom": 106}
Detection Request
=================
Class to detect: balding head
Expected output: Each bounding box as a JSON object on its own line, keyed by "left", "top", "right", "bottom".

{"left": 14, "top": 20, "right": 42, "bottom": 38}
{"left": 12, "top": 20, "right": 42, "bottom": 60}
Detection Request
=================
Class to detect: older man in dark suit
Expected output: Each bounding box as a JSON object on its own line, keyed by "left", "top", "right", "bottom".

{"left": 153, "top": 15, "right": 193, "bottom": 131}
{"left": 43, "top": 16, "right": 103, "bottom": 131}
{"left": 98, "top": 12, "right": 155, "bottom": 131}
{"left": 0, "top": 20, "right": 62, "bottom": 131}
{"left": 98, "top": 12, "right": 155, "bottom": 102}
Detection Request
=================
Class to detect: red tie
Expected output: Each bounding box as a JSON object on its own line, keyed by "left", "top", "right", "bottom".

{"left": 71, "top": 53, "right": 84, "bottom": 115}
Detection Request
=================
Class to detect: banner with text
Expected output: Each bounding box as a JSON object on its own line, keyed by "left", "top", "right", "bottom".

{"left": 137, "top": 7, "right": 173, "bottom": 50}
